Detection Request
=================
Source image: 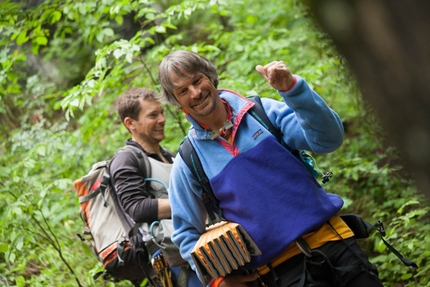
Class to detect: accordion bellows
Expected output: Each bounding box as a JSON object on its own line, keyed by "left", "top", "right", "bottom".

{"left": 191, "top": 221, "right": 261, "bottom": 285}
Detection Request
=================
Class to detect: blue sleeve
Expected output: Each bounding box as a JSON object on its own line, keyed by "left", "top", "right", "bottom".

{"left": 261, "top": 76, "right": 344, "bottom": 154}
{"left": 169, "top": 154, "right": 207, "bottom": 280}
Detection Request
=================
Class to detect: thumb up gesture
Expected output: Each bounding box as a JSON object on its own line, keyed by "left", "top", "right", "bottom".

{"left": 255, "top": 61, "right": 295, "bottom": 92}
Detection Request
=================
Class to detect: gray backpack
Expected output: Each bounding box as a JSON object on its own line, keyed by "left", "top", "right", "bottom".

{"left": 74, "top": 145, "right": 185, "bottom": 286}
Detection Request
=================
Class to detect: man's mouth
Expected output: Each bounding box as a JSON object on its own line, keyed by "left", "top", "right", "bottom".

{"left": 192, "top": 94, "right": 208, "bottom": 109}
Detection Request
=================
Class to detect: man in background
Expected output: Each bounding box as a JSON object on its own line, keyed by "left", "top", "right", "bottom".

{"left": 109, "top": 87, "right": 201, "bottom": 287}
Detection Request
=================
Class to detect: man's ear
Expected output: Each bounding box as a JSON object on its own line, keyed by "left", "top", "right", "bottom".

{"left": 123, "top": 117, "right": 135, "bottom": 131}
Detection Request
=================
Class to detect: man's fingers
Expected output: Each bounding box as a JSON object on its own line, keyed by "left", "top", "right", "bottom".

{"left": 256, "top": 61, "right": 286, "bottom": 78}
{"left": 255, "top": 65, "right": 265, "bottom": 77}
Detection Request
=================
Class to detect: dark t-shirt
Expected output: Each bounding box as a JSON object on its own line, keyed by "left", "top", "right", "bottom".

{"left": 109, "top": 139, "right": 174, "bottom": 224}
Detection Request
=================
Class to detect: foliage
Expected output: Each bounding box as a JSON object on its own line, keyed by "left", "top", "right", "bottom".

{"left": 0, "top": 0, "right": 428, "bottom": 286}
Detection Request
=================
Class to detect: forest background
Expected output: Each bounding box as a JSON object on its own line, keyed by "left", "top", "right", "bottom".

{"left": 0, "top": 0, "right": 429, "bottom": 286}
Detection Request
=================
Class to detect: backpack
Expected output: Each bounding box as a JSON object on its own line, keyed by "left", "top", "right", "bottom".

{"left": 73, "top": 145, "right": 180, "bottom": 286}
{"left": 178, "top": 95, "right": 418, "bottom": 270}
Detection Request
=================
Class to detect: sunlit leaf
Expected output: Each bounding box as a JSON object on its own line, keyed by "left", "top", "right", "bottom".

{"left": 16, "top": 31, "right": 28, "bottom": 45}
{"left": 113, "top": 49, "right": 124, "bottom": 59}
{"left": 16, "top": 241, "right": 23, "bottom": 251}
{"left": 0, "top": 243, "right": 8, "bottom": 252}
{"left": 103, "top": 28, "right": 114, "bottom": 37}
{"left": 35, "top": 36, "right": 48, "bottom": 46}
{"left": 51, "top": 11, "right": 62, "bottom": 24}
{"left": 37, "top": 146, "right": 46, "bottom": 156}
{"left": 115, "top": 15, "right": 123, "bottom": 25}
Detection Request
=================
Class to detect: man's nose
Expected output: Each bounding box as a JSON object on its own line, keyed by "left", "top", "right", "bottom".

{"left": 188, "top": 85, "right": 201, "bottom": 98}
{"left": 158, "top": 114, "right": 166, "bottom": 124}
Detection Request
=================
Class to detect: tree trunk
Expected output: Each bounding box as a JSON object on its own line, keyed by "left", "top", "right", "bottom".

{"left": 305, "top": 0, "right": 430, "bottom": 199}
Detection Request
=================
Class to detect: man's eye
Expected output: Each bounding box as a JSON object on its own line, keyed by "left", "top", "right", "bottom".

{"left": 194, "top": 77, "right": 202, "bottom": 85}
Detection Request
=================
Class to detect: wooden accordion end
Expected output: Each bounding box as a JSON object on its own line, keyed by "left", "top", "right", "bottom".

{"left": 191, "top": 221, "right": 261, "bottom": 285}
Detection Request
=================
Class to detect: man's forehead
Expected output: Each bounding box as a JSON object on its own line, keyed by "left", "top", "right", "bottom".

{"left": 139, "top": 97, "right": 161, "bottom": 108}
{"left": 140, "top": 101, "right": 162, "bottom": 115}
{"left": 170, "top": 71, "right": 201, "bottom": 87}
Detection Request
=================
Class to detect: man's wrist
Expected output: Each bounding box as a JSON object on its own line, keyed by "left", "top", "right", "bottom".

{"left": 279, "top": 76, "right": 297, "bottom": 92}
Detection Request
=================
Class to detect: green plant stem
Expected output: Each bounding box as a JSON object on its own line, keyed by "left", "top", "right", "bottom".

{"left": 6, "top": 187, "right": 84, "bottom": 287}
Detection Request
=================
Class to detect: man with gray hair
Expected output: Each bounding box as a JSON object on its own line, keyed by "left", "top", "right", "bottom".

{"left": 158, "top": 50, "right": 383, "bottom": 287}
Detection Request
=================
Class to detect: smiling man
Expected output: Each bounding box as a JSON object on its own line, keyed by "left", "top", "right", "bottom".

{"left": 158, "top": 51, "right": 384, "bottom": 287}
{"left": 109, "top": 87, "right": 201, "bottom": 287}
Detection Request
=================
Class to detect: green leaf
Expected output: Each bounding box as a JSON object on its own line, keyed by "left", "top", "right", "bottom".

{"left": 87, "top": 79, "right": 95, "bottom": 88}
{"left": 51, "top": 11, "right": 62, "bottom": 24}
{"left": 24, "top": 158, "right": 36, "bottom": 169}
{"left": 31, "top": 42, "right": 40, "bottom": 54}
{"left": 9, "top": 253, "right": 16, "bottom": 264}
{"left": 125, "top": 52, "right": 134, "bottom": 63}
{"left": 37, "top": 145, "right": 46, "bottom": 156}
{"left": 54, "top": 179, "right": 73, "bottom": 190}
{"left": 16, "top": 276, "right": 25, "bottom": 287}
{"left": 16, "top": 241, "right": 23, "bottom": 251}
{"left": 155, "top": 26, "right": 166, "bottom": 34}
{"left": 0, "top": 243, "right": 8, "bottom": 252}
{"left": 113, "top": 48, "right": 124, "bottom": 59}
{"left": 40, "top": 187, "right": 47, "bottom": 200}
{"left": 163, "top": 23, "right": 177, "bottom": 30}
{"left": 35, "top": 36, "right": 48, "bottom": 46}
{"left": 78, "top": 4, "right": 87, "bottom": 15}
{"left": 146, "top": 13, "right": 155, "bottom": 20}
{"left": 69, "top": 98, "right": 80, "bottom": 107}
{"left": 16, "top": 31, "right": 28, "bottom": 45}
{"left": 400, "top": 273, "right": 413, "bottom": 280}
{"left": 12, "top": 206, "right": 22, "bottom": 216}
{"left": 115, "top": 15, "right": 123, "bottom": 25}
{"left": 103, "top": 28, "right": 114, "bottom": 37}
{"left": 96, "top": 31, "right": 104, "bottom": 42}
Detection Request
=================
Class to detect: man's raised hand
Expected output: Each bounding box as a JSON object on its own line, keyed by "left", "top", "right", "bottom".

{"left": 255, "top": 61, "right": 295, "bottom": 91}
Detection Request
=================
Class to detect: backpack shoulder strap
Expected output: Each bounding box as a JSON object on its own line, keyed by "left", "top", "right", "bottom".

{"left": 163, "top": 148, "right": 176, "bottom": 160}
{"left": 247, "top": 95, "right": 294, "bottom": 152}
{"left": 247, "top": 96, "right": 282, "bottom": 145}
{"left": 178, "top": 137, "right": 220, "bottom": 223}
{"left": 109, "top": 146, "right": 160, "bottom": 284}
{"left": 121, "top": 145, "right": 152, "bottom": 193}
{"left": 108, "top": 145, "right": 150, "bottom": 234}
{"left": 248, "top": 95, "right": 327, "bottom": 180}
{"left": 123, "top": 144, "right": 175, "bottom": 185}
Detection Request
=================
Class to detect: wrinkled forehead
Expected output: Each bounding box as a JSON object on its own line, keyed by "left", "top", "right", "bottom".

{"left": 167, "top": 65, "right": 195, "bottom": 88}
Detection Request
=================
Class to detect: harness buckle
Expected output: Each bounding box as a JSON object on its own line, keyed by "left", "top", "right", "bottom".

{"left": 376, "top": 220, "right": 386, "bottom": 236}
{"left": 295, "top": 237, "right": 313, "bottom": 258}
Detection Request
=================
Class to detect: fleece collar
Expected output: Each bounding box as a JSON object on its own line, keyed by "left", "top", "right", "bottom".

{"left": 185, "top": 90, "right": 255, "bottom": 140}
